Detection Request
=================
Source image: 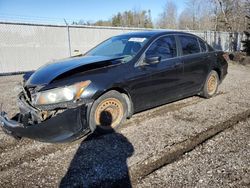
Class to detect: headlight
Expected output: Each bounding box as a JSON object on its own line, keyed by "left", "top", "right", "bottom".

{"left": 33, "top": 80, "right": 91, "bottom": 105}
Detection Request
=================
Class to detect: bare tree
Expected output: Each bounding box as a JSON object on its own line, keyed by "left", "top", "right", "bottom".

{"left": 184, "top": 0, "right": 213, "bottom": 30}
{"left": 211, "top": 0, "right": 247, "bottom": 32}
{"left": 178, "top": 0, "right": 214, "bottom": 30}
{"left": 157, "top": 0, "right": 177, "bottom": 29}
{"left": 186, "top": 0, "right": 200, "bottom": 30}
{"left": 178, "top": 9, "right": 193, "bottom": 30}
{"left": 177, "top": 0, "right": 247, "bottom": 32}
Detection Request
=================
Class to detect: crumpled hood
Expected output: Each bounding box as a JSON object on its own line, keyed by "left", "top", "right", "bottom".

{"left": 25, "top": 56, "right": 123, "bottom": 86}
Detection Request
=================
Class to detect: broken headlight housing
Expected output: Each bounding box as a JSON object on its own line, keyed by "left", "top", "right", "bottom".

{"left": 32, "top": 80, "right": 91, "bottom": 106}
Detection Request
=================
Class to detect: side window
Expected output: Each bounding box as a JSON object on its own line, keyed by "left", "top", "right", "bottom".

{"left": 199, "top": 39, "right": 207, "bottom": 52}
{"left": 179, "top": 35, "right": 200, "bottom": 55}
{"left": 146, "top": 36, "right": 177, "bottom": 60}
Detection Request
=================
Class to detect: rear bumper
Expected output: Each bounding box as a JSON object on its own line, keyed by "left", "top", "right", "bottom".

{"left": 0, "top": 103, "right": 92, "bottom": 143}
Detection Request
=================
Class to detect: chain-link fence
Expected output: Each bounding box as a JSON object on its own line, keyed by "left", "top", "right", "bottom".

{"left": 0, "top": 21, "right": 245, "bottom": 74}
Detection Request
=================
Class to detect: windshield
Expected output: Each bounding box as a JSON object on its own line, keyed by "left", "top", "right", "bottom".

{"left": 86, "top": 35, "right": 150, "bottom": 63}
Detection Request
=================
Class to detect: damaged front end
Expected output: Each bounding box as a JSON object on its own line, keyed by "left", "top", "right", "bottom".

{"left": 0, "top": 84, "right": 92, "bottom": 143}
{"left": 0, "top": 55, "right": 124, "bottom": 142}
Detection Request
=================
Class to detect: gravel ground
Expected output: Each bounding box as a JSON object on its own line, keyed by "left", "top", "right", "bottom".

{"left": 137, "top": 119, "right": 250, "bottom": 188}
{"left": 0, "top": 63, "right": 249, "bottom": 187}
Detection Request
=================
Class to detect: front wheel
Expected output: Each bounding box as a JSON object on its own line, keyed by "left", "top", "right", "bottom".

{"left": 201, "top": 70, "right": 219, "bottom": 98}
{"left": 89, "top": 90, "right": 128, "bottom": 133}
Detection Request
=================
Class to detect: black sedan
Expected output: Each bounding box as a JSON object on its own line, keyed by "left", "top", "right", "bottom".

{"left": 0, "top": 31, "right": 228, "bottom": 142}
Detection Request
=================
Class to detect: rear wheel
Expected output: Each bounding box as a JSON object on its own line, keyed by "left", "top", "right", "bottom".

{"left": 89, "top": 90, "right": 128, "bottom": 133}
{"left": 201, "top": 70, "right": 219, "bottom": 98}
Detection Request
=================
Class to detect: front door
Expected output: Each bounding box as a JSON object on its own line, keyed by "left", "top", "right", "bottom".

{"left": 129, "top": 35, "right": 184, "bottom": 112}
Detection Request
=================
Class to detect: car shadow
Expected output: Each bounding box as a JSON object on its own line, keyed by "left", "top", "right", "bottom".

{"left": 60, "top": 111, "right": 134, "bottom": 188}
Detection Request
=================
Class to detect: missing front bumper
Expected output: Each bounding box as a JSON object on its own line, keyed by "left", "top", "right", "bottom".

{"left": 0, "top": 106, "right": 90, "bottom": 143}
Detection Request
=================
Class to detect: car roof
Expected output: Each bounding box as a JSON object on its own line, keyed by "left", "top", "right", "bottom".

{"left": 117, "top": 30, "right": 198, "bottom": 38}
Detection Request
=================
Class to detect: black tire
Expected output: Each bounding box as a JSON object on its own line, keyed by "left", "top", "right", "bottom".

{"left": 201, "top": 70, "right": 219, "bottom": 98}
{"left": 89, "top": 90, "right": 128, "bottom": 133}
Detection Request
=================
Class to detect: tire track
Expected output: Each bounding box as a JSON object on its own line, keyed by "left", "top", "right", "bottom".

{"left": 130, "top": 109, "right": 250, "bottom": 185}
{"left": 0, "top": 139, "right": 83, "bottom": 172}
{"left": 122, "top": 91, "right": 226, "bottom": 129}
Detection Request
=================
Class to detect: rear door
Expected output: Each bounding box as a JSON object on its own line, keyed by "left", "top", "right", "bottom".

{"left": 145, "top": 35, "right": 184, "bottom": 107}
{"left": 178, "top": 35, "right": 209, "bottom": 95}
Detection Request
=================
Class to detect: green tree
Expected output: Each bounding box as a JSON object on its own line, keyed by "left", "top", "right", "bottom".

{"left": 112, "top": 12, "right": 122, "bottom": 26}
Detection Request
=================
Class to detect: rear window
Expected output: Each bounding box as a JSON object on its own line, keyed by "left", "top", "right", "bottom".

{"left": 179, "top": 35, "right": 200, "bottom": 55}
{"left": 207, "top": 44, "right": 214, "bottom": 52}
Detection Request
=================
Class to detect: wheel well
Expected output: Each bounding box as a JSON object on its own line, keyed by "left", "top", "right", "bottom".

{"left": 213, "top": 68, "right": 221, "bottom": 80}
{"left": 105, "top": 87, "right": 133, "bottom": 118}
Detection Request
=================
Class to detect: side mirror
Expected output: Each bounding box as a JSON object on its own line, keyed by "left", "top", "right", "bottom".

{"left": 144, "top": 56, "right": 161, "bottom": 65}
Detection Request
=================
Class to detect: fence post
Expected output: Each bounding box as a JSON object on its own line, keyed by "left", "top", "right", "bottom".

{"left": 0, "top": 59, "right": 2, "bottom": 73}
{"left": 64, "top": 19, "right": 72, "bottom": 57}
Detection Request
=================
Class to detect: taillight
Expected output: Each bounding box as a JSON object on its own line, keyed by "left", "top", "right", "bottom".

{"left": 222, "top": 53, "right": 229, "bottom": 61}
